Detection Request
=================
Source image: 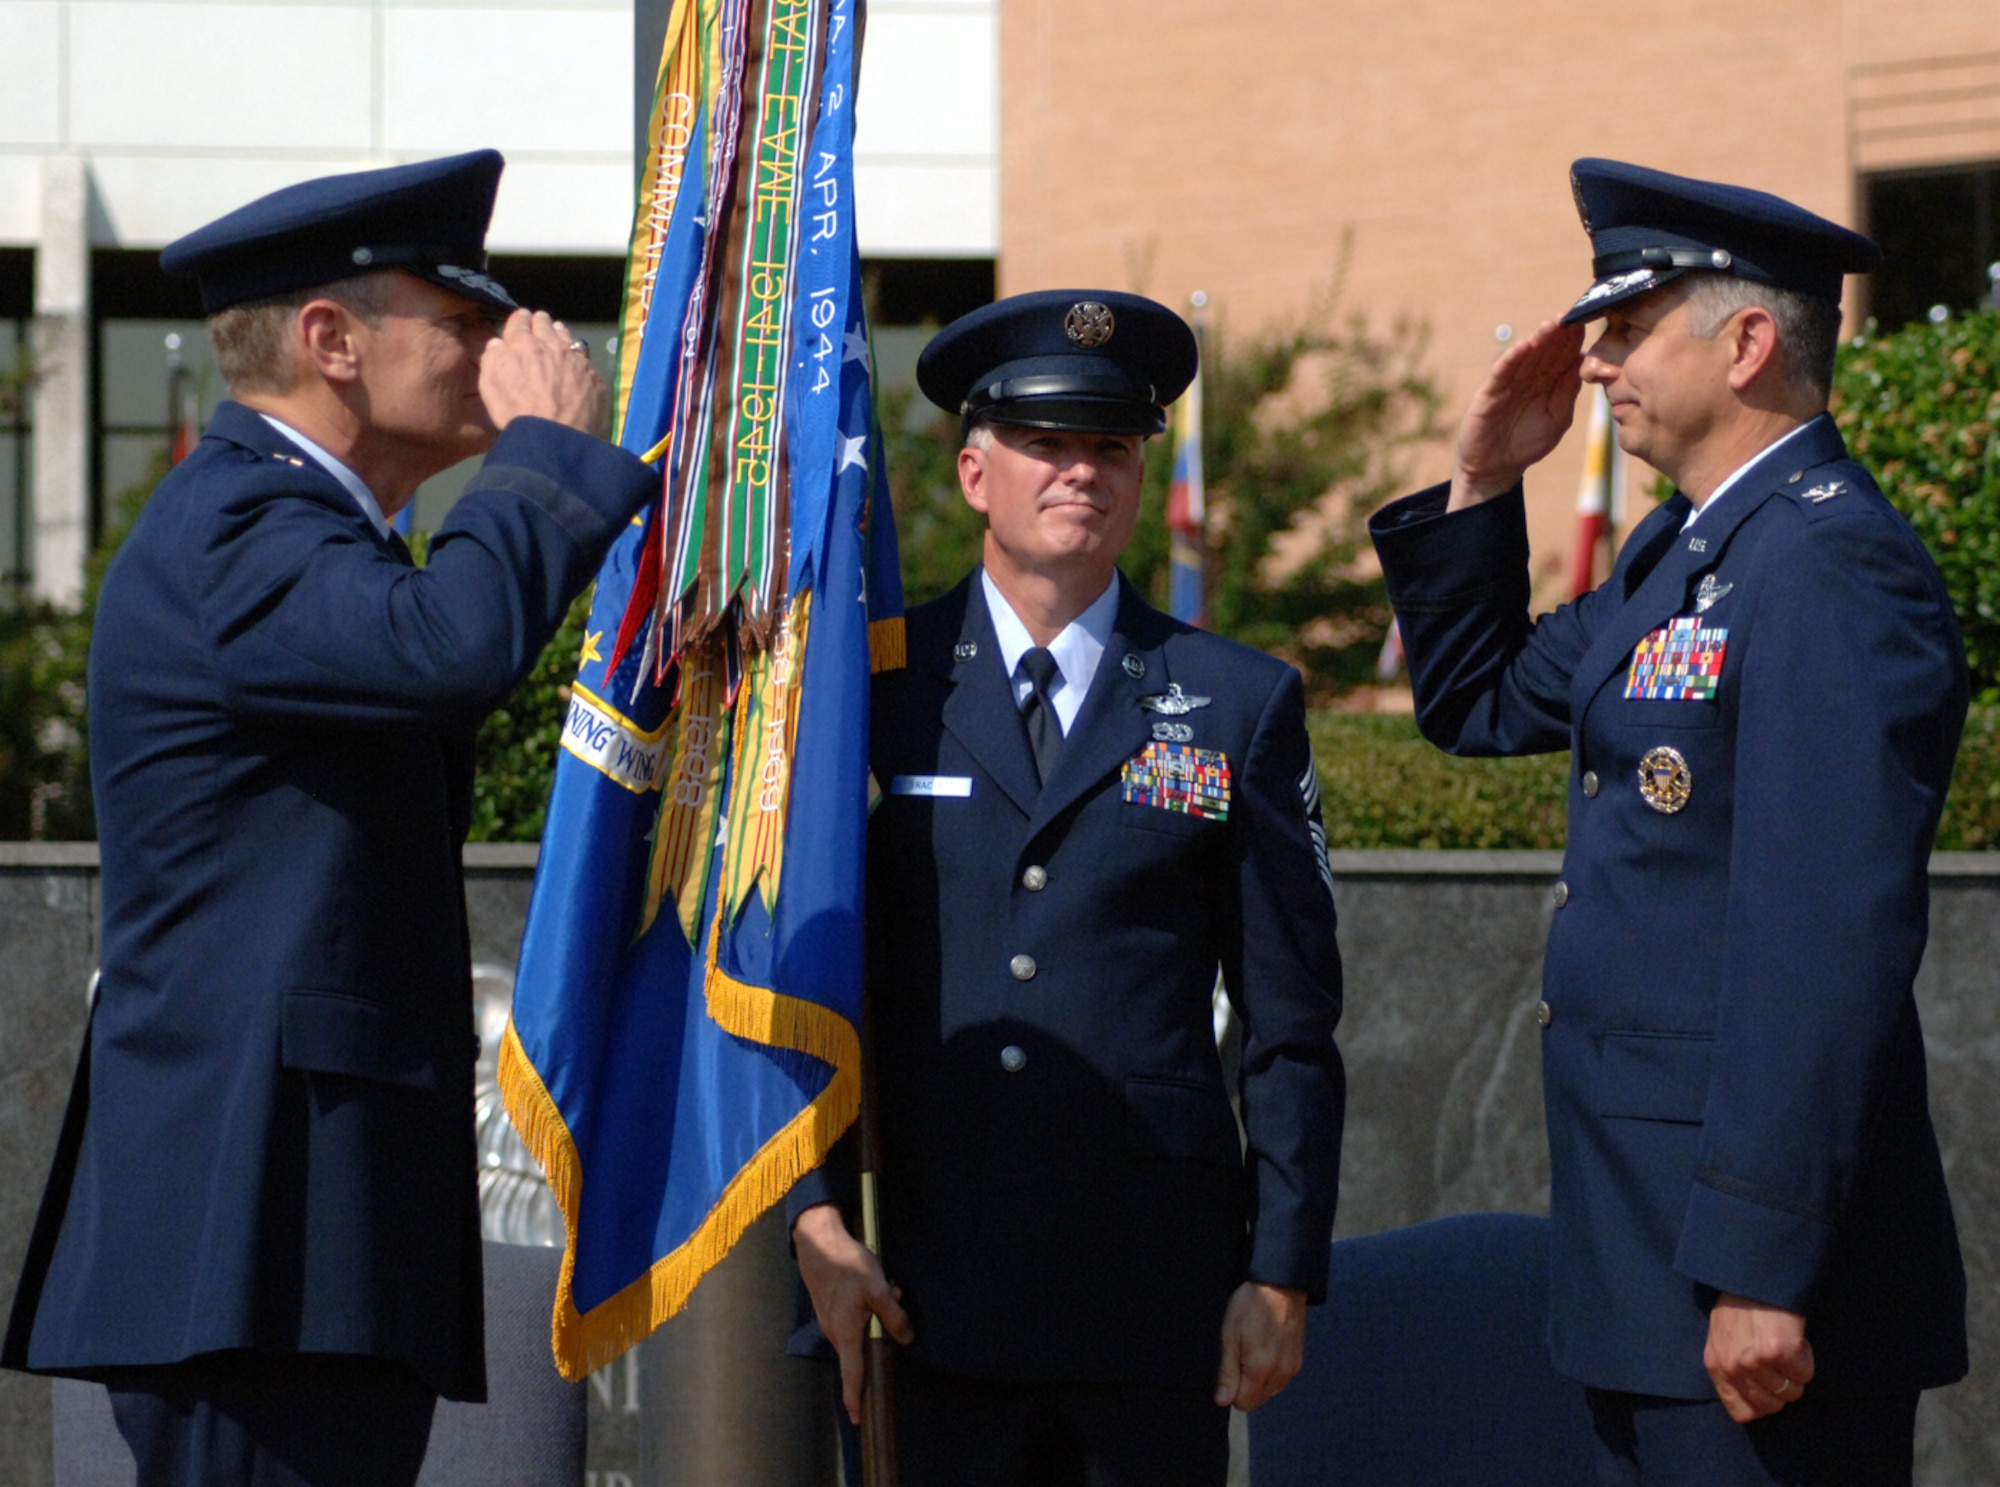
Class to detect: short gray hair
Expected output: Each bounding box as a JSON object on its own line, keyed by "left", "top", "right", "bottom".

{"left": 1680, "top": 272, "right": 1841, "bottom": 405}
{"left": 207, "top": 272, "right": 395, "bottom": 395}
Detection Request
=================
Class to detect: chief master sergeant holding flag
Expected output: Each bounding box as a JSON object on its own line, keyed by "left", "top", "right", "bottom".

{"left": 1370, "top": 159, "right": 1968, "bottom": 1485}
{"left": 788, "top": 290, "right": 1345, "bottom": 1487}
{"left": 2, "top": 150, "right": 660, "bottom": 1487}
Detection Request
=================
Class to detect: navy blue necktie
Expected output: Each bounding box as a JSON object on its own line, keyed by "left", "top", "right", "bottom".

{"left": 1019, "top": 647, "right": 1065, "bottom": 784}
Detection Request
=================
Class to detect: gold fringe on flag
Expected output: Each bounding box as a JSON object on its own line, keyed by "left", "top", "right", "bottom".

{"left": 496, "top": 900, "right": 861, "bottom": 1383}
{"left": 867, "top": 615, "right": 906, "bottom": 675}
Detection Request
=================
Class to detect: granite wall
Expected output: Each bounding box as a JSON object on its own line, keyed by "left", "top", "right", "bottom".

{"left": 1, "top": 847, "right": 1993, "bottom": 1484}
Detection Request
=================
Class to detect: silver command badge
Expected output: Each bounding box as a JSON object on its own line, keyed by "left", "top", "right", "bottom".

{"left": 1152, "top": 722, "right": 1194, "bottom": 743}
{"left": 1637, "top": 746, "right": 1692, "bottom": 814}
{"left": 1121, "top": 653, "right": 1146, "bottom": 679}
{"left": 1065, "top": 302, "right": 1115, "bottom": 347}
{"left": 1138, "top": 683, "right": 1210, "bottom": 714}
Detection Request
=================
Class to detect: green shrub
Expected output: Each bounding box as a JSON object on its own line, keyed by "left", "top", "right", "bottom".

{"left": 0, "top": 599, "right": 91, "bottom": 839}
{"left": 1310, "top": 705, "right": 2000, "bottom": 851}
{"left": 1939, "top": 702, "right": 2000, "bottom": 850}
{"left": 1308, "top": 713, "right": 1569, "bottom": 850}
{"left": 1831, "top": 308, "right": 2000, "bottom": 700}
{"left": 0, "top": 453, "right": 158, "bottom": 841}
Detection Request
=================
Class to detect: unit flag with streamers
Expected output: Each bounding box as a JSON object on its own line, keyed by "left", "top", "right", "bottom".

{"left": 499, "top": 0, "right": 905, "bottom": 1381}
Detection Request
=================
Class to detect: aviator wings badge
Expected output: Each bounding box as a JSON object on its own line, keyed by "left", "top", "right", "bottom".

{"left": 1139, "top": 683, "right": 1211, "bottom": 716}
{"left": 1694, "top": 574, "right": 1733, "bottom": 613}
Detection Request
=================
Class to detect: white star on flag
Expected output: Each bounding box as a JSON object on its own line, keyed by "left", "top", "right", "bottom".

{"left": 843, "top": 328, "right": 870, "bottom": 364}
{"left": 839, "top": 432, "right": 868, "bottom": 472}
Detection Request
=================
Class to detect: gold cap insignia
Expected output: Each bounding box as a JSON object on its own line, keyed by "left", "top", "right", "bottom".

{"left": 1065, "top": 302, "right": 1115, "bottom": 347}
{"left": 1637, "top": 746, "right": 1692, "bottom": 814}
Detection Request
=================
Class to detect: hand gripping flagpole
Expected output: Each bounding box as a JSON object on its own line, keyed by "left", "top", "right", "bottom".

{"left": 859, "top": 979, "right": 900, "bottom": 1486}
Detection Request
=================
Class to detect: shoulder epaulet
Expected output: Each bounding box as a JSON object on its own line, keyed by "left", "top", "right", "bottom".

{"left": 1773, "top": 460, "right": 1876, "bottom": 522}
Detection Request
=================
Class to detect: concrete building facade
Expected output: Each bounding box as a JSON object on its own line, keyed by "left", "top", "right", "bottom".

{"left": 0, "top": 0, "right": 998, "bottom": 600}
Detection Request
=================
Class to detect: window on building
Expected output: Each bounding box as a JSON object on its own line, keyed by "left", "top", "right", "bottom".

{"left": 863, "top": 257, "right": 995, "bottom": 426}
{"left": 1863, "top": 162, "right": 2000, "bottom": 331}
{"left": 1, "top": 248, "right": 34, "bottom": 594}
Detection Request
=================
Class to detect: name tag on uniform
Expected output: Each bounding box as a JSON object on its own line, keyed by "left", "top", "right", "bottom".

{"left": 889, "top": 775, "right": 973, "bottom": 798}
{"left": 1626, "top": 617, "right": 1727, "bottom": 701}
{"left": 1121, "top": 742, "right": 1231, "bottom": 820}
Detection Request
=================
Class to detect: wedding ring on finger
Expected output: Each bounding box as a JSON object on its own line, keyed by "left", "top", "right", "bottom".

{"left": 1773, "top": 1377, "right": 1795, "bottom": 1397}
{"left": 567, "top": 338, "right": 589, "bottom": 355}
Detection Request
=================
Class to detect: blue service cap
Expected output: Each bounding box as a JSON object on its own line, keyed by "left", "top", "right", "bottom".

{"left": 1561, "top": 158, "right": 1881, "bottom": 326}
{"left": 161, "top": 150, "right": 517, "bottom": 315}
{"left": 918, "top": 289, "right": 1198, "bottom": 436}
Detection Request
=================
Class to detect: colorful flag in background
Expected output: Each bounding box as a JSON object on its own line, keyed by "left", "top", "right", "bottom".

{"left": 165, "top": 334, "right": 200, "bottom": 467}
{"left": 500, "top": 0, "right": 904, "bottom": 1381}
{"left": 1569, "top": 386, "right": 1626, "bottom": 598}
{"left": 1165, "top": 341, "right": 1205, "bottom": 626}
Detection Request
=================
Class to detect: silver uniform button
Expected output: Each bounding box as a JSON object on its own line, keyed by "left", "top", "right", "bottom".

{"left": 1552, "top": 881, "right": 1569, "bottom": 908}
{"left": 1000, "top": 1045, "right": 1028, "bottom": 1072}
{"left": 1536, "top": 1001, "right": 1553, "bottom": 1028}
{"left": 1010, "top": 954, "right": 1037, "bottom": 981}
{"left": 1022, "top": 865, "right": 1048, "bottom": 891}
{"left": 1581, "top": 770, "right": 1600, "bottom": 798}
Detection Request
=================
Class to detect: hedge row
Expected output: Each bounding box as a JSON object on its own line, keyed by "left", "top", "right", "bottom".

{"left": 1308, "top": 706, "right": 2000, "bottom": 851}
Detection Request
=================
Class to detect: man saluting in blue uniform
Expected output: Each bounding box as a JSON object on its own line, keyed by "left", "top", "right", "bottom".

{"left": 789, "top": 291, "right": 1345, "bottom": 1486}
{"left": 1371, "top": 161, "right": 1968, "bottom": 1484}
{"left": 3, "top": 152, "right": 659, "bottom": 1485}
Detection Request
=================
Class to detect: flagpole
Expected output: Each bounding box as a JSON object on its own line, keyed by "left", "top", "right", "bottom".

{"left": 858, "top": 977, "right": 900, "bottom": 1487}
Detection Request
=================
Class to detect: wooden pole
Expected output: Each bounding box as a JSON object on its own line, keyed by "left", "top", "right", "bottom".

{"left": 857, "top": 987, "right": 899, "bottom": 1487}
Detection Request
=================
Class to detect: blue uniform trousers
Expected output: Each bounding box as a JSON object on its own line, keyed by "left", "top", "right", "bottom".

{"left": 104, "top": 1350, "right": 436, "bottom": 1487}
{"left": 898, "top": 1360, "right": 1229, "bottom": 1487}
{"left": 1587, "top": 1388, "right": 1917, "bottom": 1486}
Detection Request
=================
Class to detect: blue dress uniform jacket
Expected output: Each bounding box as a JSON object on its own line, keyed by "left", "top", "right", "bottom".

{"left": 1369, "top": 414, "right": 1968, "bottom": 1400}
{"left": 3, "top": 401, "right": 658, "bottom": 1402}
{"left": 795, "top": 573, "right": 1344, "bottom": 1389}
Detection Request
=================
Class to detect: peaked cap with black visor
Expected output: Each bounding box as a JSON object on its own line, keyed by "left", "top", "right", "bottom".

{"left": 918, "top": 289, "right": 1198, "bottom": 437}
{"left": 161, "top": 150, "right": 518, "bottom": 317}
{"left": 1560, "top": 158, "right": 1881, "bottom": 326}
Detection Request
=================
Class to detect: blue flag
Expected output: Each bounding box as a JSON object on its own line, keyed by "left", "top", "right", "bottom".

{"left": 500, "top": 0, "right": 903, "bottom": 1380}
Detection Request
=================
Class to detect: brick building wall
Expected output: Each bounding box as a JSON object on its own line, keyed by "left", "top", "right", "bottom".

{"left": 997, "top": 0, "right": 2000, "bottom": 591}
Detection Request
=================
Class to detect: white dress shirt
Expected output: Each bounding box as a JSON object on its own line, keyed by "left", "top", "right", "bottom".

{"left": 980, "top": 568, "right": 1120, "bottom": 737}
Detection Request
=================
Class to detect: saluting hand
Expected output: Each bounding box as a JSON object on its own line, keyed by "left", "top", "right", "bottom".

{"left": 1214, "top": 1281, "right": 1306, "bottom": 1411}
{"left": 1705, "top": 1293, "right": 1815, "bottom": 1423}
{"left": 1447, "top": 318, "right": 1587, "bottom": 511}
{"left": 479, "top": 308, "right": 610, "bottom": 436}
{"left": 792, "top": 1202, "right": 916, "bottom": 1425}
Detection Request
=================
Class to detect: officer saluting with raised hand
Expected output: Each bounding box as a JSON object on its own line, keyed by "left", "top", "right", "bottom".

{"left": 1370, "top": 160, "right": 1968, "bottom": 1484}
{"left": 4, "top": 151, "right": 658, "bottom": 1486}
{"left": 789, "top": 290, "right": 1344, "bottom": 1486}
